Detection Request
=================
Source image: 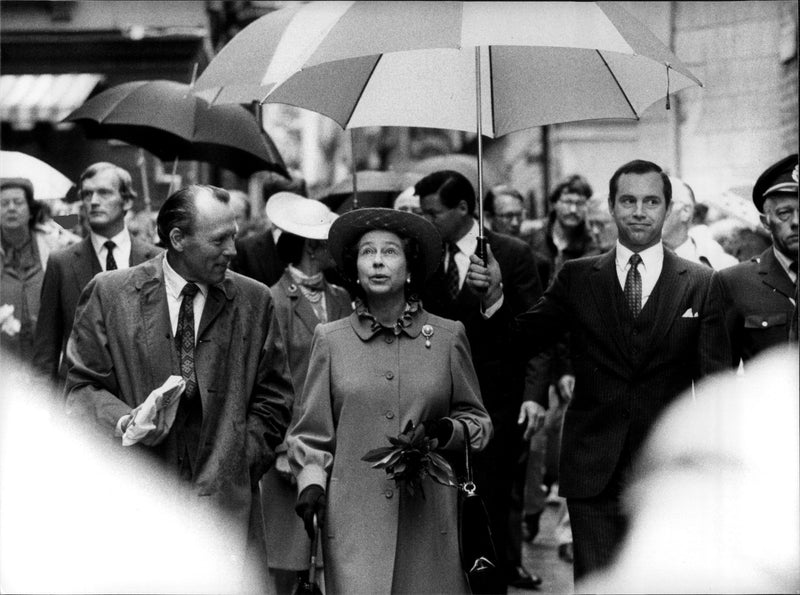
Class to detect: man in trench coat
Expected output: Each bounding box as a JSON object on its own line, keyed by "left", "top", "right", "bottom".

{"left": 65, "top": 184, "right": 293, "bottom": 590}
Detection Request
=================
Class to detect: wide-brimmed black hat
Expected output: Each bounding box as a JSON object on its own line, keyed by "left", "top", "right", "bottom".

{"left": 328, "top": 208, "right": 442, "bottom": 281}
{"left": 752, "top": 154, "right": 798, "bottom": 212}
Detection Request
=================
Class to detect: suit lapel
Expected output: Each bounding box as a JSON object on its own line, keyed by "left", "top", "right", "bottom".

{"left": 197, "top": 280, "right": 233, "bottom": 342}
{"left": 136, "top": 260, "right": 177, "bottom": 389}
{"left": 588, "top": 250, "right": 630, "bottom": 359}
{"left": 279, "top": 274, "right": 321, "bottom": 335}
{"left": 758, "top": 249, "right": 795, "bottom": 301}
{"left": 642, "top": 250, "right": 690, "bottom": 355}
{"left": 71, "top": 238, "right": 101, "bottom": 290}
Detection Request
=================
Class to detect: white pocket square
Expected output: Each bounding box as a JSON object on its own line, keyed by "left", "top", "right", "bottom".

{"left": 681, "top": 308, "right": 698, "bottom": 318}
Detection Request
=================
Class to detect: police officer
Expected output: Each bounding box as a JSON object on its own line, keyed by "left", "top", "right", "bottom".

{"left": 719, "top": 154, "right": 799, "bottom": 367}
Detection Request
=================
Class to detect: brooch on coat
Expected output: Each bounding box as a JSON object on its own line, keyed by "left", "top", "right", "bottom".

{"left": 421, "top": 324, "right": 434, "bottom": 348}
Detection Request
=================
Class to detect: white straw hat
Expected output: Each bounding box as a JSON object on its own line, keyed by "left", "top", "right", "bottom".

{"left": 265, "top": 191, "right": 338, "bottom": 240}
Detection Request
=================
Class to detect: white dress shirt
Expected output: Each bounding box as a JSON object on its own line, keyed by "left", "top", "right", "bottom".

{"left": 615, "top": 241, "right": 664, "bottom": 309}
{"left": 162, "top": 254, "right": 208, "bottom": 343}
{"left": 91, "top": 228, "right": 132, "bottom": 271}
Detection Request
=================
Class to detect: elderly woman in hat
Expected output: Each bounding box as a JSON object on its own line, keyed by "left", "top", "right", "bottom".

{"left": 287, "top": 208, "right": 492, "bottom": 594}
{"left": 260, "top": 192, "right": 351, "bottom": 593}
{"left": 1, "top": 177, "right": 79, "bottom": 360}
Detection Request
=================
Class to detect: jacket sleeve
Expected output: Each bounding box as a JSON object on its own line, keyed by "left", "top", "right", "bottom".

{"left": 287, "top": 325, "right": 335, "bottom": 494}
{"left": 445, "top": 321, "right": 494, "bottom": 452}
{"left": 698, "top": 272, "right": 733, "bottom": 377}
{"left": 246, "top": 295, "right": 293, "bottom": 481}
{"left": 33, "top": 254, "right": 64, "bottom": 382}
{"left": 64, "top": 277, "right": 131, "bottom": 433}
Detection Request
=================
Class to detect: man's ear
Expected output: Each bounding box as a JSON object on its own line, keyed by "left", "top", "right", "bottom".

{"left": 123, "top": 198, "right": 134, "bottom": 214}
{"left": 759, "top": 212, "right": 770, "bottom": 234}
{"left": 168, "top": 227, "right": 186, "bottom": 252}
{"left": 457, "top": 199, "right": 470, "bottom": 216}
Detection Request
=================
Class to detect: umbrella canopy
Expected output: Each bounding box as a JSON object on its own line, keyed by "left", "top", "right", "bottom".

{"left": 66, "top": 80, "right": 289, "bottom": 179}
{"left": 194, "top": 1, "right": 700, "bottom": 113}
{"left": 0, "top": 151, "right": 74, "bottom": 200}
{"left": 315, "top": 170, "right": 420, "bottom": 213}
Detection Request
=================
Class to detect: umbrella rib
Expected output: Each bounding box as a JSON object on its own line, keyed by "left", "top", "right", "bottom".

{"left": 596, "top": 50, "right": 640, "bottom": 120}
{"left": 488, "top": 45, "right": 496, "bottom": 137}
{"left": 343, "top": 55, "right": 383, "bottom": 129}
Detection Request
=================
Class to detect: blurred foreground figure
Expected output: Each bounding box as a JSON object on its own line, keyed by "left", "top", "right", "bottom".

{"left": 0, "top": 351, "right": 261, "bottom": 594}
{"left": 64, "top": 184, "right": 293, "bottom": 590}
{"left": 579, "top": 347, "right": 799, "bottom": 594}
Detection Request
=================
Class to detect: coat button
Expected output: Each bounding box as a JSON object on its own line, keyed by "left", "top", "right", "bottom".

{"left": 385, "top": 335, "right": 394, "bottom": 344}
{"left": 761, "top": 321, "right": 768, "bottom": 327}
{"left": 385, "top": 371, "right": 394, "bottom": 380}
{"left": 384, "top": 488, "right": 394, "bottom": 498}
{"left": 385, "top": 411, "right": 395, "bottom": 419}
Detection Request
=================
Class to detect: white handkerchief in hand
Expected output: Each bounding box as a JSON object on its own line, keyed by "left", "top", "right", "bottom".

{"left": 681, "top": 307, "right": 697, "bottom": 318}
{"left": 122, "top": 375, "right": 186, "bottom": 446}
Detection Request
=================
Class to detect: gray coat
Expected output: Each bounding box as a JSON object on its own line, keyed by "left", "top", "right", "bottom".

{"left": 64, "top": 256, "right": 293, "bottom": 581}
{"left": 261, "top": 270, "right": 352, "bottom": 570}
{"left": 288, "top": 308, "right": 493, "bottom": 594}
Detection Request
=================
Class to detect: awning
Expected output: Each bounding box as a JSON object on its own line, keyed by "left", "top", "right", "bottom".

{"left": 0, "top": 74, "right": 103, "bottom": 130}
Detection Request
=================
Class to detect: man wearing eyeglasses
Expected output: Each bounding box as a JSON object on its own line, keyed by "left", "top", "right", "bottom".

{"left": 719, "top": 154, "right": 799, "bottom": 366}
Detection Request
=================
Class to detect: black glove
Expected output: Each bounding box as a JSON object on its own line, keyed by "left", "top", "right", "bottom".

{"left": 295, "top": 484, "right": 326, "bottom": 540}
{"left": 423, "top": 418, "right": 454, "bottom": 447}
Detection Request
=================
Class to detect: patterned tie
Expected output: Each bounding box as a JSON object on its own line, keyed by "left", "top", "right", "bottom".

{"left": 176, "top": 283, "right": 200, "bottom": 400}
{"left": 624, "top": 253, "right": 642, "bottom": 318}
{"left": 104, "top": 240, "right": 117, "bottom": 271}
{"left": 445, "top": 243, "right": 460, "bottom": 301}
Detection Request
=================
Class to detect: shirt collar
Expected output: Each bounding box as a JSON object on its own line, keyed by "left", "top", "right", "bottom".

{"left": 615, "top": 240, "right": 664, "bottom": 271}
{"left": 162, "top": 253, "right": 209, "bottom": 300}
{"left": 90, "top": 227, "right": 130, "bottom": 254}
{"left": 454, "top": 219, "right": 480, "bottom": 254}
{"left": 772, "top": 247, "right": 797, "bottom": 281}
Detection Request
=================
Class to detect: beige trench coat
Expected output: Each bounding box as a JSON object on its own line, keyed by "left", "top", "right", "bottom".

{"left": 288, "top": 308, "right": 493, "bottom": 594}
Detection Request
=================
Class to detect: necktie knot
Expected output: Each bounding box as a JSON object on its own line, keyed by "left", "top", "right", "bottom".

{"left": 182, "top": 283, "right": 200, "bottom": 298}
{"left": 628, "top": 253, "right": 642, "bottom": 268}
{"left": 104, "top": 240, "right": 116, "bottom": 250}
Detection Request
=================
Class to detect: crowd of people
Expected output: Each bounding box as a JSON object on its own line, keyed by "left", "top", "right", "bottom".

{"left": 0, "top": 152, "right": 797, "bottom": 594}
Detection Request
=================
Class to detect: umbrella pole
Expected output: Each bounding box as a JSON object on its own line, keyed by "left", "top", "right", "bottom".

{"left": 167, "top": 156, "right": 179, "bottom": 197}
{"left": 474, "top": 46, "right": 486, "bottom": 261}
{"left": 350, "top": 129, "right": 358, "bottom": 210}
{"left": 137, "top": 148, "right": 151, "bottom": 212}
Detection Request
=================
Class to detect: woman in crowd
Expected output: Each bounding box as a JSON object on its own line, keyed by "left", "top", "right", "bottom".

{"left": 260, "top": 192, "right": 351, "bottom": 593}
{"left": 0, "top": 177, "right": 79, "bottom": 359}
{"left": 288, "top": 207, "right": 492, "bottom": 593}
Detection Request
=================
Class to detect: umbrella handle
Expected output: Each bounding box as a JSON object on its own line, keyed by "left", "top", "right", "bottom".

{"left": 309, "top": 513, "right": 319, "bottom": 584}
{"left": 475, "top": 236, "right": 487, "bottom": 263}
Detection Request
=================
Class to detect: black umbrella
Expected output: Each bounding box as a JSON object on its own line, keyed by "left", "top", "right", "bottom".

{"left": 65, "top": 80, "right": 289, "bottom": 179}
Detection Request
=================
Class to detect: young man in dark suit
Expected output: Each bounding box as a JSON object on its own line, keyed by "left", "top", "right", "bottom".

{"left": 718, "top": 154, "right": 798, "bottom": 365}
{"left": 34, "top": 162, "right": 161, "bottom": 384}
{"left": 467, "top": 159, "right": 731, "bottom": 581}
{"left": 416, "top": 170, "right": 548, "bottom": 592}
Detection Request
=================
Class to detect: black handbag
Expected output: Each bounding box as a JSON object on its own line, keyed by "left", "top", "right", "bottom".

{"left": 456, "top": 420, "right": 502, "bottom": 594}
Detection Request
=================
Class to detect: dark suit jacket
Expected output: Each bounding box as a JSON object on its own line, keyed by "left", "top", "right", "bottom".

{"left": 420, "top": 229, "right": 548, "bottom": 426}
{"left": 496, "top": 248, "right": 731, "bottom": 499}
{"left": 718, "top": 247, "right": 796, "bottom": 366}
{"left": 230, "top": 230, "right": 284, "bottom": 288}
{"left": 33, "top": 235, "right": 162, "bottom": 382}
